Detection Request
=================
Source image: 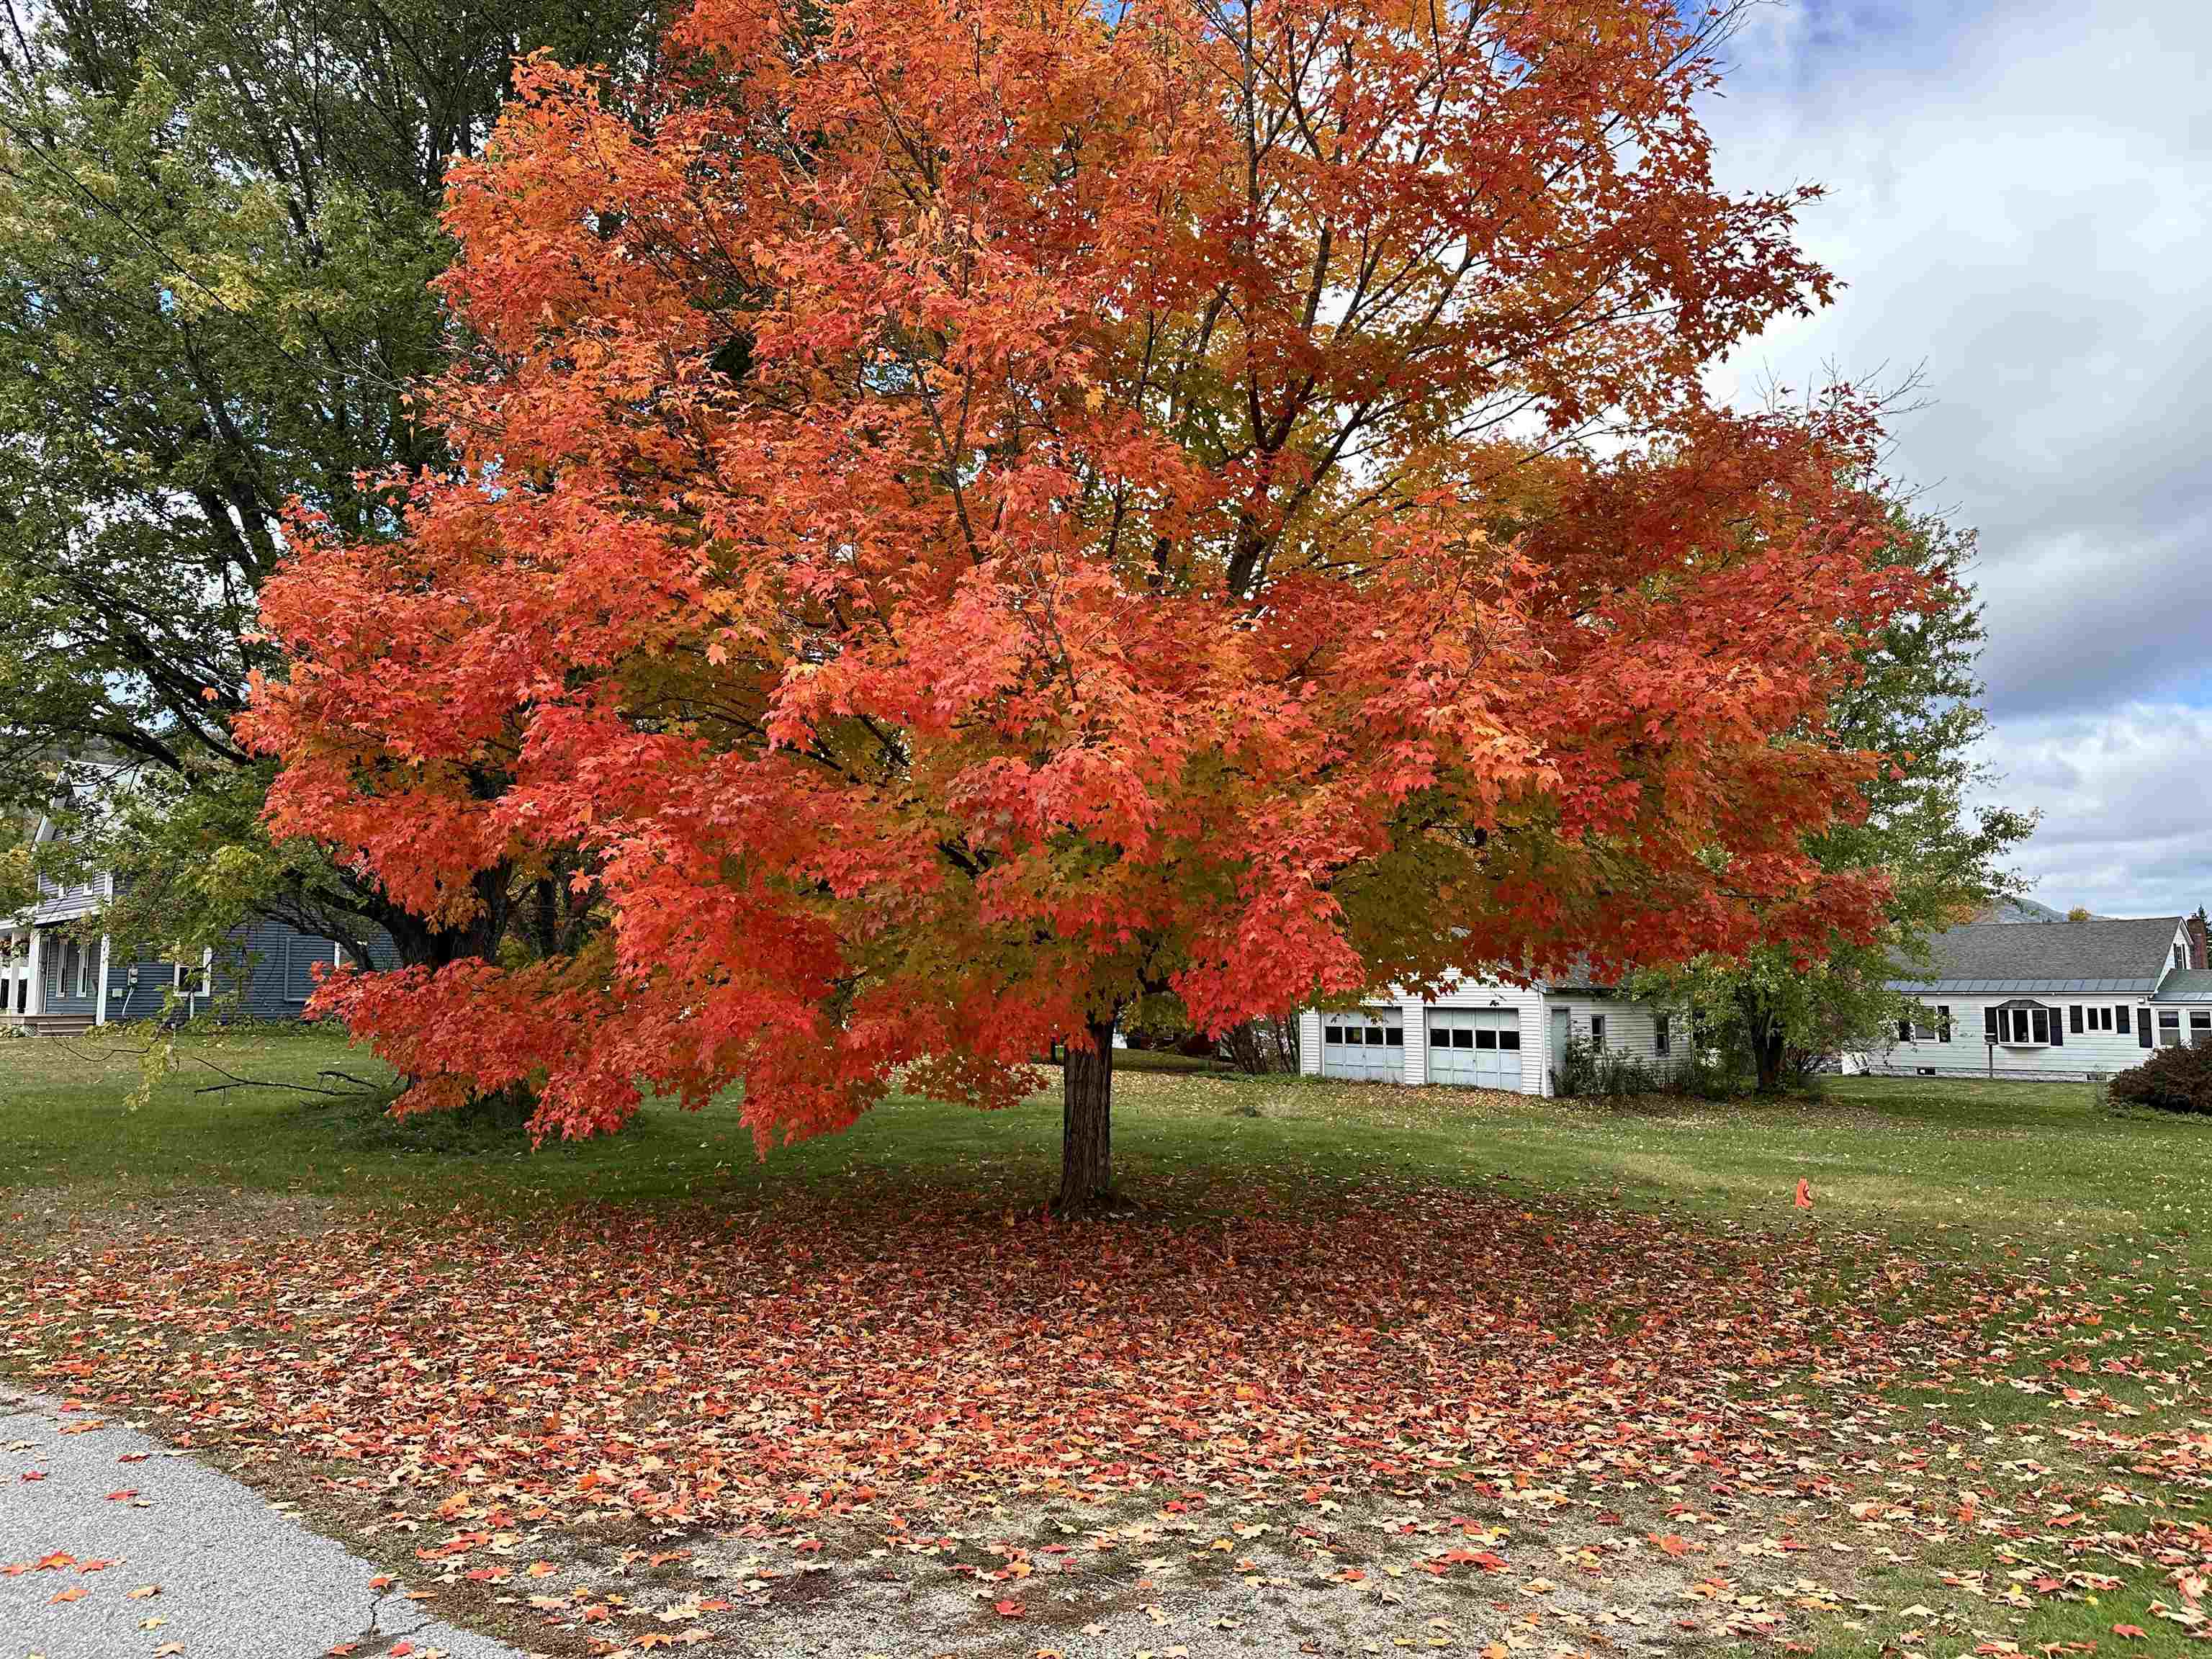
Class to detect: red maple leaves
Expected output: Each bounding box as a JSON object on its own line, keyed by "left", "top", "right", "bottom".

{"left": 243, "top": 0, "right": 1920, "bottom": 1148}
{"left": 0, "top": 1190, "right": 1926, "bottom": 1526}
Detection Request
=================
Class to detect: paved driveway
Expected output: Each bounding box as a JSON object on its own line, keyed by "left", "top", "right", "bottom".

{"left": 1, "top": 1390, "right": 526, "bottom": 1659}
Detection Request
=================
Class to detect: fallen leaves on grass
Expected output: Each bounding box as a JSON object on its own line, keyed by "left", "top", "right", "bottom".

{"left": 0, "top": 1181, "right": 2205, "bottom": 1653}
{"left": 0, "top": 1187, "right": 1923, "bottom": 1526}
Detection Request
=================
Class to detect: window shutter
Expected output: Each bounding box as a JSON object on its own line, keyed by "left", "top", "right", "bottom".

{"left": 2031, "top": 1006, "right": 2049, "bottom": 1044}
{"left": 282, "top": 938, "right": 320, "bottom": 1004}
{"left": 1938, "top": 1007, "right": 1952, "bottom": 1043}
{"left": 1983, "top": 1007, "right": 1997, "bottom": 1041}
{"left": 1898, "top": 1018, "right": 1912, "bottom": 1043}
{"left": 2139, "top": 1007, "right": 2154, "bottom": 1048}
{"left": 2049, "top": 1006, "right": 2062, "bottom": 1047}
{"left": 2116, "top": 1004, "right": 2131, "bottom": 1033}
{"left": 2069, "top": 1004, "right": 2082, "bottom": 1034}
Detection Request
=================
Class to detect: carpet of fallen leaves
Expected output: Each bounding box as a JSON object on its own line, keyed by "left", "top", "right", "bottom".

{"left": 1, "top": 1182, "right": 2206, "bottom": 1655}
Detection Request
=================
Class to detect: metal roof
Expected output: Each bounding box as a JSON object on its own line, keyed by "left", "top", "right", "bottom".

{"left": 1892, "top": 976, "right": 2159, "bottom": 995}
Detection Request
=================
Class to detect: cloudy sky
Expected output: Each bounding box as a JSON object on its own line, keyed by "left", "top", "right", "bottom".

{"left": 1694, "top": 0, "right": 2211, "bottom": 917}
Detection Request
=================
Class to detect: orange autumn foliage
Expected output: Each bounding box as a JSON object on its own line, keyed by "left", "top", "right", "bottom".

{"left": 246, "top": 0, "right": 1919, "bottom": 1145}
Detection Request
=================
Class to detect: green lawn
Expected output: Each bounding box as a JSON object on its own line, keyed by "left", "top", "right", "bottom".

{"left": 4, "top": 1025, "right": 2208, "bottom": 1658}
{"left": 4, "top": 1025, "right": 2206, "bottom": 1274}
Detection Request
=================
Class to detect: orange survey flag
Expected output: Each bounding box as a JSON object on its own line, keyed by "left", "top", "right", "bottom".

{"left": 1794, "top": 1179, "right": 1814, "bottom": 1210}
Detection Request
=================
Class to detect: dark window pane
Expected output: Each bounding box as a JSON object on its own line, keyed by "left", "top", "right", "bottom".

{"left": 1475, "top": 1030, "right": 1496, "bottom": 1049}
{"left": 1430, "top": 1028, "right": 1449, "bottom": 1047}
{"left": 1325, "top": 1028, "right": 1342, "bottom": 1045}
{"left": 1499, "top": 1030, "right": 1520, "bottom": 1051}
{"left": 1384, "top": 1028, "right": 1403, "bottom": 1046}
{"left": 1452, "top": 1029, "right": 1473, "bottom": 1048}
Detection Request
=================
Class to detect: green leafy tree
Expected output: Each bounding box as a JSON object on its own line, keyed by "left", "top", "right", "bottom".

{"left": 1645, "top": 501, "right": 2035, "bottom": 1092}
{"left": 0, "top": 816, "right": 32, "bottom": 920}
{"left": 0, "top": 0, "right": 655, "bottom": 963}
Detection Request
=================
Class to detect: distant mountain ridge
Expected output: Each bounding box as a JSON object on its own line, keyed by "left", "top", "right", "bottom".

{"left": 1977, "top": 897, "right": 2104, "bottom": 925}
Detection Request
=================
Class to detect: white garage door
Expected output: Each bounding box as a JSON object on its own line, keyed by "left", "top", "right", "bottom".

{"left": 1426, "top": 1010, "right": 1524, "bottom": 1091}
{"left": 1320, "top": 1010, "right": 1405, "bottom": 1082}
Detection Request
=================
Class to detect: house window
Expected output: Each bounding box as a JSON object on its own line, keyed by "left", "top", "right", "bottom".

{"left": 78, "top": 944, "right": 94, "bottom": 997}
{"left": 1654, "top": 1013, "right": 1671, "bottom": 1056}
{"left": 2082, "top": 1005, "right": 2116, "bottom": 1033}
{"left": 1589, "top": 1014, "right": 1606, "bottom": 1049}
{"left": 2192, "top": 1012, "right": 2211, "bottom": 1046}
{"left": 1997, "top": 1004, "right": 2051, "bottom": 1045}
{"left": 1911, "top": 1016, "right": 1936, "bottom": 1040}
{"left": 2159, "top": 1011, "right": 2182, "bottom": 1048}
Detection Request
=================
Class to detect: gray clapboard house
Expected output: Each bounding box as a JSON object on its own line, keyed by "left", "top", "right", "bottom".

{"left": 3, "top": 810, "right": 377, "bottom": 1035}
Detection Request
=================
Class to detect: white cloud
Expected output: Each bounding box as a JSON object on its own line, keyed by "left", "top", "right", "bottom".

{"left": 1699, "top": 0, "right": 2212, "bottom": 719}
{"left": 1694, "top": 1, "right": 2212, "bottom": 914}
{"left": 1972, "top": 703, "right": 2212, "bottom": 917}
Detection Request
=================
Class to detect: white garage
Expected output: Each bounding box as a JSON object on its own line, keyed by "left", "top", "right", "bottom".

{"left": 1300, "top": 973, "right": 1674, "bottom": 1098}
{"left": 1318, "top": 1007, "right": 1405, "bottom": 1082}
{"left": 1426, "top": 1009, "right": 1524, "bottom": 1091}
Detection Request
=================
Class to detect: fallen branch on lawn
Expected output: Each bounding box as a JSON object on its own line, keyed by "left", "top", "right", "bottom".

{"left": 191, "top": 1061, "right": 380, "bottom": 1098}
{"left": 42, "top": 1034, "right": 385, "bottom": 1100}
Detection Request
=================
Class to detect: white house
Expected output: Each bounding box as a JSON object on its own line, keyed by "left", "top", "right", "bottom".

{"left": 1298, "top": 969, "right": 1673, "bottom": 1096}
{"left": 1868, "top": 914, "right": 2211, "bottom": 1082}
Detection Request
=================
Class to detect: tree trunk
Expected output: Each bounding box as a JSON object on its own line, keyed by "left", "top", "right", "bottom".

{"left": 1749, "top": 1015, "right": 1787, "bottom": 1094}
{"left": 1055, "top": 1012, "right": 1118, "bottom": 1213}
{"left": 1730, "top": 985, "right": 1790, "bottom": 1096}
{"left": 371, "top": 863, "right": 513, "bottom": 969}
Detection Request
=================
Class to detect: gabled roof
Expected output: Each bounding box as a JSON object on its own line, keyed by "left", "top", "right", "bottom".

{"left": 1889, "top": 916, "right": 2184, "bottom": 995}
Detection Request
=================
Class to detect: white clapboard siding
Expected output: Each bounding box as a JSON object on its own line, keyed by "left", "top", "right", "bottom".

{"left": 1547, "top": 997, "right": 1674, "bottom": 1071}
{"left": 1868, "top": 992, "right": 2152, "bottom": 1082}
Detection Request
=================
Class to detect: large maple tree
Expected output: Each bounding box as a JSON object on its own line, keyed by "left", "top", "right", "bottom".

{"left": 248, "top": 0, "right": 1920, "bottom": 1208}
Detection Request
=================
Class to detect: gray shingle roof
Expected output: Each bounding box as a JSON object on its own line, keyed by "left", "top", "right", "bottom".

{"left": 1889, "top": 916, "right": 2183, "bottom": 994}
{"left": 2154, "top": 968, "right": 2212, "bottom": 1004}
